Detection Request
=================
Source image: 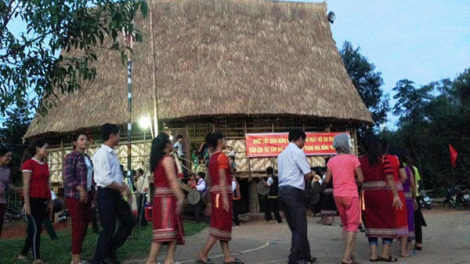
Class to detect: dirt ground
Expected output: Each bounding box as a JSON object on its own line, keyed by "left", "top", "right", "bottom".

{"left": 125, "top": 208, "right": 470, "bottom": 264}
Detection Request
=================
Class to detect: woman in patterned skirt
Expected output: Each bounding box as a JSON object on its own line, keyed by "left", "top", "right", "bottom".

{"left": 382, "top": 141, "right": 409, "bottom": 258}
{"left": 361, "top": 137, "right": 399, "bottom": 262}
{"left": 146, "top": 132, "right": 185, "bottom": 264}
{"left": 196, "top": 132, "right": 243, "bottom": 264}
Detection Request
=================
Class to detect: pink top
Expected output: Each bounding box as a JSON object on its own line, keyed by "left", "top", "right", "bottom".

{"left": 327, "top": 154, "right": 361, "bottom": 197}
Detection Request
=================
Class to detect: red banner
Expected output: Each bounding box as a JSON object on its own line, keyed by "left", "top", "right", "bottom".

{"left": 245, "top": 132, "right": 348, "bottom": 157}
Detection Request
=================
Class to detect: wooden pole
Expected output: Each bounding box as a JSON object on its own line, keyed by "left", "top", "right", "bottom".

{"left": 149, "top": 1, "right": 159, "bottom": 134}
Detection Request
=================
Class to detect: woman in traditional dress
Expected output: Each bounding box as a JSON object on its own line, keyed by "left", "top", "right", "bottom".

{"left": 360, "top": 136, "right": 399, "bottom": 262}
{"left": 196, "top": 132, "right": 243, "bottom": 264}
{"left": 402, "top": 160, "right": 417, "bottom": 255}
{"left": 146, "top": 132, "right": 185, "bottom": 264}
{"left": 382, "top": 141, "right": 409, "bottom": 258}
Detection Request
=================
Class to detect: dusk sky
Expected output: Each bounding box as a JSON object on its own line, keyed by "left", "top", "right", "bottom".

{"left": 296, "top": 0, "right": 470, "bottom": 127}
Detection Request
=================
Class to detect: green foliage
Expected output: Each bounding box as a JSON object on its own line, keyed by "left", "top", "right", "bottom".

{"left": 0, "top": 0, "right": 148, "bottom": 116}
{"left": 0, "top": 106, "right": 32, "bottom": 185}
{"left": 340, "top": 41, "right": 390, "bottom": 128}
{"left": 381, "top": 69, "right": 470, "bottom": 191}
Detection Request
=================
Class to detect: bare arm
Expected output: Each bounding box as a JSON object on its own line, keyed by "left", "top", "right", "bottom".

{"left": 355, "top": 167, "right": 364, "bottom": 185}
{"left": 163, "top": 158, "right": 184, "bottom": 200}
{"left": 386, "top": 174, "right": 403, "bottom": 209}
{"left": 399, "top": 168, "right": 407, "bottom": 184}
{"left": 324, "top": 168, "right": 332, "bottom": 184}
{"left": 22, "top": 172, "right": 32, "bottom": 215}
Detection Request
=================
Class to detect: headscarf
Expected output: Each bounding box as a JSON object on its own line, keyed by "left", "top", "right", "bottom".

{"left": 333, "top": 133, "right": 351, "bottom": 154}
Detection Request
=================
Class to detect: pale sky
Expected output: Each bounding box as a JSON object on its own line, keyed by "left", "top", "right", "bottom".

{"left": 294, "top": 0, "right": 470, "bottom": 127}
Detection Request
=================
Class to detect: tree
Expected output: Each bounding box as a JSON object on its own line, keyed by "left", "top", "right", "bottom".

{"left": 340, "top": 41, "right": 390, "bottom": 128}
{"left": 0, "top": 106, "right": 32, "bottom": 185}
{"left": 0, "top": 0, "right": 148, "bottom": 116}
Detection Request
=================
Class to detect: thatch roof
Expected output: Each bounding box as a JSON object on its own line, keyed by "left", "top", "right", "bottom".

{"left": 25, "top": 0, "right": 373, "bottom": 139}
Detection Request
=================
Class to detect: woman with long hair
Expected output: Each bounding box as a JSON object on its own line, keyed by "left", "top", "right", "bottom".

{"left": 0, "top": 146, "right": 13, "bottom": 239}
{"left": 324, "top": 134, "right": 364, "bottom": 264}
{"left": 63, "top": 133, "right": 94, "bottom": 264}
{"left": 382, "top": 141, "right": 409, "bottom": 258}
{"left": 18, "top": 139, "right": 51, "bottom": 264}
{"left": 196, "top": 132, "right": 243, "bottom": 264}
{"left": 360, "top": 136, "right": 400, "bottom": 262}
{"left": 146, "top": 132, "right": 185, "bottom": 264}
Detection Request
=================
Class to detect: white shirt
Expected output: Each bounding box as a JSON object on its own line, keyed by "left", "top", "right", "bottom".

{"left": 278, "top": 143, "right": 311, "bottom": 190}
{"left": 267, "top": 176, "right": 274, "bottom": 186}
{"left": 135, "top": 175, "right": 149, "bottom": 193}
{"left": 231, "top": 180, "right": 237, "bottom": 192}
{"left": 196, "top": 178, "right": 206, "bottom": 192}
{"left": 84, "top": 155, "right": 93, "bottom": 191}
{"left": 93, "top": 144, "right": 123, "bottom": 188}
{"left": 173, "top": 142, "right": 184, "bottom": 157}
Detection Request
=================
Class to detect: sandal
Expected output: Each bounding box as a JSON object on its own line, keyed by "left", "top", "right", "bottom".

{"left": 415, "top": 245, "right": 422, "bottom": 251}
{"left": 224, "top": 258, "right": 244, "bottom": 264}
{"left": 195, "top": 258, "right": 212, "bottom": 264}
{"left": 379, "top": 256, "right": 398, "bottom": 262}
{"left": 370, "top": 258, "right": 380, "bottom": 262}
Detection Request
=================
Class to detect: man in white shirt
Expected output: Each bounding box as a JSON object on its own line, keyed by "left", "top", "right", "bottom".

{"left": 173, "top": 135, "right": 184, "bottom": 158}
{"left": 194, "top": 172, "right": 207, "bottom": 224}
{"left": 277, "top": 129, "right": 315, "bottom": 264}
{"left": 92, "top": 123, "right": 134, "bottom": 264}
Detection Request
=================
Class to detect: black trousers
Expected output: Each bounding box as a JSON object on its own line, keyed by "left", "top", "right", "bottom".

{"left": 93, "top": 188, "right": 135, "bottom": 263}
{"left": 265, "top": 197, "right": 283, "bottom": 223}
{"left": 279, "top": 186, "right": 311, "bottom": 263}
{"left": 194, "top": 200, "right": 205, "bottom": 224}
{"left": 137, "top": 195, "right": 148, "bottom": 227}
{"left": 233, "top": 199, "right": 240, "bottom": 225}
{"left": 414, "top": 197, "right": 426, "bottom": 244}
{"left": 21, "top": 198, "right": 48, "bottom": 260}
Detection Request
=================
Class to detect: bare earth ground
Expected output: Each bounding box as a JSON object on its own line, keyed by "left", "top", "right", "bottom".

{"left": 125, "top": 209, "right": 470, "bottom": 264}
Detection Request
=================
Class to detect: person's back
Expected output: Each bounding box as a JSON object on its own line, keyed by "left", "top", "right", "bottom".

{"left": 327, "top": 154, "right": 360, "bottom": 198}
{"left": 278, "top": 143, "right": 309, "bottom": 190}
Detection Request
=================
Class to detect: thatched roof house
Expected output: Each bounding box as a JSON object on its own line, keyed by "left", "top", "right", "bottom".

{"left": 25, "top": 0, "right": 372, "bottom": 140}
{"left": 25, "top": 0, "right": 372, "bottom": 213}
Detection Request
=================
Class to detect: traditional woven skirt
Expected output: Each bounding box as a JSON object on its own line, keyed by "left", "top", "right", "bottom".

{"left": 321, "top": 188, "right": 337, "bottom": 216}
{"left": 405, "top": 192, "right": 415, "bottom": 239}
{"left": 152, "top": 188, "right": 185, "bottom": 245}
{"left": 362, "top": 181, "right": 397, "bottom": 238}
{"left": 393, "top": 184, "right": 409, "bottom": 238}
{"left": 209, "top": 192, "right": 233, "bottom": 241}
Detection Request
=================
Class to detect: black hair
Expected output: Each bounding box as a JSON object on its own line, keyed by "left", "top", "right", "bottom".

{"left": 101, "top": 123, "right": 120, "bottom": 142}
{"left": 22, "top": 139, "right": 48, "bottom": 164}
{"left": 266, "top": 167, "right": 274, "bottom": 175}
{"left": 362, "top": 135, "right": 384, "bottom": 167}
{"left": 205, "top": 132, "right": 225, "bottom": 149}
{"left": 0, "top": 146, "right": 12, "bottom": 157}
{"left": 150, "top": 132, "right": 171, "bottom": 172}
{"left": 137, "top": 168, "right": 144, "bottom": 175}
{"left": 288, "top": 129, "right": 306, "bottom": 142}
{"left": 312, "top": 166, "right": 322, "bottom": 176}
{"left": 176, "top": 135, "right": 183, "bottom": 140}
{"left": 72, "top": 132, "right": 89, "bottom": 149}
{"left": 197, "top": 172, "right": 206, "bottom": 179}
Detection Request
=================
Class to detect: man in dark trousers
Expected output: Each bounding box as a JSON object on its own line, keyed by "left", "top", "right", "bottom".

{"left": 92, "top": 124, "right": 134, "bottom": 264}
{"left": 278, "top": 129, "right": 315, "bottom": 264}
{"left": 261, "top": 167, "right": 283, "bottom": 223}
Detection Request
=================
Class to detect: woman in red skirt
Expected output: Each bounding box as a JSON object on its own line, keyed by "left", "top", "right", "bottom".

{"left": 146, "top": 132, "right": 185, "bottom": 264}
{"left": 361, "top": 137, "right": 400, "bottom": 262}
{"left": 196, "top": 132, "right": 243, "bottom": 264}
{"left": 382, "top": 141, "right": 409, "bottom": 258}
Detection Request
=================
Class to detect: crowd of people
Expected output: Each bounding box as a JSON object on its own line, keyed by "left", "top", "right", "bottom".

{"left": 0, "top": 125, "right": 428, "bottom": 264}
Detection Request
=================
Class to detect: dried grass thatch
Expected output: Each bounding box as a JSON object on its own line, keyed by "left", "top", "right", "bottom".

{"left": 25, "top": 0, "right": 373, "bottom": 139}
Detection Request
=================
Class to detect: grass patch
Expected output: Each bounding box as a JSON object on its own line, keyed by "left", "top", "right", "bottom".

{"left": 0, "top": 221, "right": 207, "bottom": 264}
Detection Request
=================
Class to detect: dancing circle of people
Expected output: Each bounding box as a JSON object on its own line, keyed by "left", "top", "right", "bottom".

{"left": 0, "top": 125, "right": 426, "bottom": 264}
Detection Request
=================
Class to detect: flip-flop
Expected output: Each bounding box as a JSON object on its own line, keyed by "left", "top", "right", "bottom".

{"left": 195, "top": 258, "right": 212, "bottom": 264}
{"left": 224, "top": 258, "right": 244, "bottom": 264}
{"left": 379, "top": 256, "right": 398, "bottom": 262}
{"left": 370, "top": 258, "right": 380, "bottom": 262}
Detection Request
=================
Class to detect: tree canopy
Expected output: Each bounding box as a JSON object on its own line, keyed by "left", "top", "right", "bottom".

{"left": 0, "top": 0, "right": 147, "bottom": 117}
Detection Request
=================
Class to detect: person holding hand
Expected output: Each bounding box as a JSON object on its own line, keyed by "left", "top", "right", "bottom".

{"left": 64, "top": 133, "right": 94, "bottom": 264}
{"left": 196, "top": 132, "right": 243, "bottom": 264}
{"left": 19, "top": 139, "right": 52, "bottom": 264}
{"left": 146, "top": 132, "right": 185, "bottom": 264}
{"left": 92, "top": 124, "right": 134, "bottom": 264}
